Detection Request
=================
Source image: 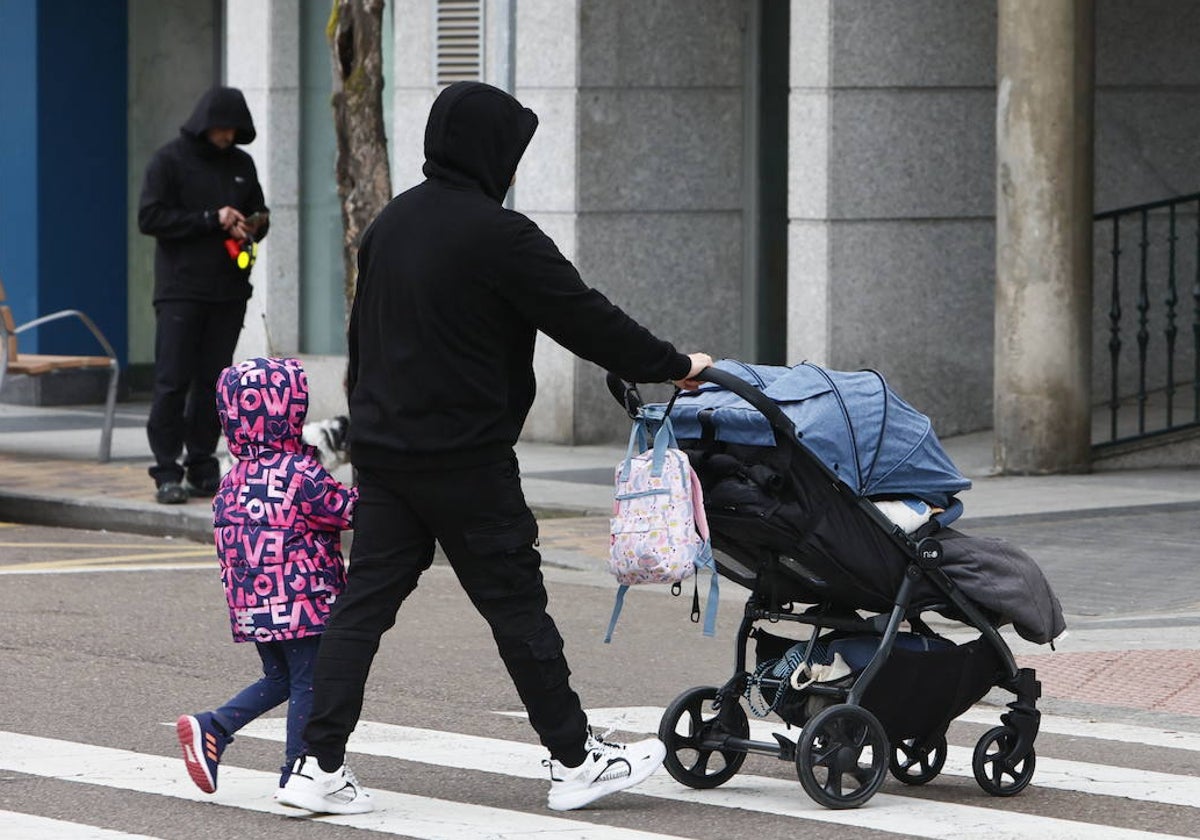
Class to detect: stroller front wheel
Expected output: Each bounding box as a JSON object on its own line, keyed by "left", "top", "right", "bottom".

{"left": 658, "top": 686, "right": 749, "bottom": 789}
{"left": 972, "top": 725, "right": 1036, "bottom": 796}
{"left": 796, "top": 704, "right": 889, "bottom": 809}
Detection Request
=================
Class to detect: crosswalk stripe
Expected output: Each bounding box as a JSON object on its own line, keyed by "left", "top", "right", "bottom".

{"left": 956, "top": 706, "right": 1200, "bottom": 753}
{"left": 573, "top": 705, "right": 1200, "bottom": 755}
{"left": 0, "top": 731, "right": 693, "bottom": 840}
{"left": 0, "top": 810, "right": 165, "bottom": 840}
{"left": 238, "top": 718, "right": 1196, "bottom": 840}
{"left": 572, "top": 706, "right": 1200, "bottom": 809}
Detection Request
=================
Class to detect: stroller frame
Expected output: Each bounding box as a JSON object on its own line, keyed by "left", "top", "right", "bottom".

{"left": 611, "top": 367, "right": 1041, "bottom": 809}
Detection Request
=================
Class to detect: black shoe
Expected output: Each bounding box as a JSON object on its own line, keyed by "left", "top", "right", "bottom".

{"left": 184, "top": 477, "right": 219, "bottom": 498}
{"left": 156, "top": 482, "right": 188, "bottom": 505}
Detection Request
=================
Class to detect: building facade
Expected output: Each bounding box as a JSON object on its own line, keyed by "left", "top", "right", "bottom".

{"left": 2, "top": 1, "right": 1198, "bottom": 457}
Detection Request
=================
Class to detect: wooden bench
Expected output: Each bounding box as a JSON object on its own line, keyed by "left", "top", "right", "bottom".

{"left": 0, "top": 276, "right": 120, "bottom": 462}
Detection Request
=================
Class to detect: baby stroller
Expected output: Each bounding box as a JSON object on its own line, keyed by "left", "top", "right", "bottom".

{"left": 606, "top": 360, "right": 1058, "bottom": 810}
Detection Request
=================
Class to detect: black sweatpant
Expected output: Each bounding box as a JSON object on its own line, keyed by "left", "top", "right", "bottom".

{"left": 146, "top": 299, "right": 246, "bottom": 486}
{"left": 303, "top": 456, "right": 590, "bottom": 769}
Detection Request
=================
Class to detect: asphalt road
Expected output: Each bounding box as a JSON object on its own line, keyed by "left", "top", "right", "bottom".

{"left": 1, "top": 521, "right": 1198, "bottom": 840}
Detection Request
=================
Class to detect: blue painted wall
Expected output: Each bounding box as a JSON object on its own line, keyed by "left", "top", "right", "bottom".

{"left": 0, "top": 0, "right": 128, "bottom": 363}
{"left": 0, "top": 1, "right": 40, "bottom": 326}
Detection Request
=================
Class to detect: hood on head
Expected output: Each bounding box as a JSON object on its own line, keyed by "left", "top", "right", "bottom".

{"left": 181, "top": 86, "right": 256, "bottom": 145}
{"left": 217, "top": 357, "right": 309, "bottom": 460}
{"left": 422, "top": 82, "right": 538, "bottom": 202}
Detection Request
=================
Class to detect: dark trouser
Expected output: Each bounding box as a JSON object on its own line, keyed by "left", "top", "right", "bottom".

{"left": 212, "top": 636, "right": 320, "bottom": 766}
{"left": 146, "top": 298, "right": 246, "bottom": 486}
{"left": 304, "top": 456, "right": 590, "bottom": 769}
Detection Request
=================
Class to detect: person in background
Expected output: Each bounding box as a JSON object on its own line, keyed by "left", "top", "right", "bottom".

{"left": 138, "top": 86, "right": 269, "bottom": 505}
{"left": 176, "top": 357, "right": 356, "bottom": 797}
{"left": 276, "top": 81, "right": 711, "bottom": 816}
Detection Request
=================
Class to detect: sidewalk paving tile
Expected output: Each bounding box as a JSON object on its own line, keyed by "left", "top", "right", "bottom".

{"left": 1019, "top": 649, "right": 1200, "bottom": 717}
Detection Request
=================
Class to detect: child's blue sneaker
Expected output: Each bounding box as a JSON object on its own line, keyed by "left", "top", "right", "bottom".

{"left": 176, "top": 712, "right": 229, "bottom": 793}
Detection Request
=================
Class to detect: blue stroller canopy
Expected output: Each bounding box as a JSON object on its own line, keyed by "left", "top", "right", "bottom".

{"left": 661, "top": 360, "right": 971, "bottom": 508}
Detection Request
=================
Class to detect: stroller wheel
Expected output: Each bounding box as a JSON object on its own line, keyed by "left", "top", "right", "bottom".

{"left": 972, "top": 725, "right": 1036, "bottom": 796}
{"left": 889, "top": 734, "right": 948, "bottom": 785}
{"left": 795, "top": 704, "right": 889, "bottom": 809}
{"left": 658, "top": 686, "right": 749, "bottom": 789}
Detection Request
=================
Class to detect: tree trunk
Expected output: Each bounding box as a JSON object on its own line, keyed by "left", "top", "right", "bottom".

{"left": 328, "top": 0, "right": 391, "bottom": 312}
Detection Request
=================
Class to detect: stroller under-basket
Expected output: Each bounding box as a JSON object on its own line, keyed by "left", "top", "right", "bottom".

{"left": 606, "top": 361, "right": 1057, "bottom": 810}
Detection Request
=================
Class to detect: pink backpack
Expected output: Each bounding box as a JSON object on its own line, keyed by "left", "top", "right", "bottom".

{"left": 605, "top": 407, "right": 719, "bottom": 642}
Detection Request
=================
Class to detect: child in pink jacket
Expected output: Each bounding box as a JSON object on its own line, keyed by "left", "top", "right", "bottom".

{"left": 176, "top": 356, "right": 357, "bottom": 794}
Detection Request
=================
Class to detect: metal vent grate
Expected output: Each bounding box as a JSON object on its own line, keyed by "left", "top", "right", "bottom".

{"left": 436, "top": 0, "right": 483, "bottom": 85}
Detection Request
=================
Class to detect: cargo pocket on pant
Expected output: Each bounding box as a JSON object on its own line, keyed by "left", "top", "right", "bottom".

{"left": 527, "top": 619, "right": 570, "bottom": 690}
{"left": 460, "top": 510, "right": 541, "bottom": 600}
{"left": 462, "top": 510, "right": 539, "bottom": 557}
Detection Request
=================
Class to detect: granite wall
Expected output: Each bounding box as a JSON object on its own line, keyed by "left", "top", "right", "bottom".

{"left": 788, "top": 0, "right": 998, "bottom": 437}
{"left": 789, "top": 0, "right": 1200, "bottom": 439}
{"left": 571, "top": 0, "right": 746, "bottom": 442}
{"left": 182, "top": 0, "right": 1200, "bottom": 445}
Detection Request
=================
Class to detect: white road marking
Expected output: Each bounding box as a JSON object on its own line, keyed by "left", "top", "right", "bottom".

{"left": 573, "top": 704, "right": 1200, "bottom": 754}
{"left": 0, "top": 731, "right": 693, "bottom": 840}
{"left": 957, "top": 706, "right": 1200, "bottom": 753}
{"left": 238, "top": 718, "right": 1197, "bottom": 840}
{"left": 0, "top": 563, "right": 211, "bottom": 575}
{"left": 0, "top": 811, "right": 165, "bottom": 840}
{"left": 572, "top": 706, "right": 1200, "bottom": 808}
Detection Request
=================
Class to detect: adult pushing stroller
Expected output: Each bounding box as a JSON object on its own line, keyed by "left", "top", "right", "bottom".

{"left": 606, "top": 360, "right": 1063, "bottom": 810}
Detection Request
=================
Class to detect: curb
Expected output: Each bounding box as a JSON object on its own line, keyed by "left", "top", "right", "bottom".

{"left": 0, "top": 490, "right": 602, "bottom": 545}
{"left": 8, "top": 486, "right": 1199, "bottom": 545}
{"left": 0, "top": 491, "right": 214, "bottom": 542}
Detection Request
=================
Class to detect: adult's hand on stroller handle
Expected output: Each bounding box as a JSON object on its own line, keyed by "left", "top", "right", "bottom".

{"left": 606, "top": 362, "right": 798, "bottom": 441}
{"left": 672, "top": 352, "right": 714, "bottom": 390}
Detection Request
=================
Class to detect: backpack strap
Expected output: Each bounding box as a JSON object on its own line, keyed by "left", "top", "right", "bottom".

{"left": 619, "top": 416, "right": 651, "bottom": 481}
{"left": 603, "top": 584, "right": 629, "bottom": 644}
{"left": 650, "top": 415, "right": 678, "bottom": 476}
{"left": 688, "top": 463, "right": 719, "bottom": 636}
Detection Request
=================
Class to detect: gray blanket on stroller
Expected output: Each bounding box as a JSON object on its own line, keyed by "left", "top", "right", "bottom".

{"left": 938, "top": 529, "right": 1066, "bottom": 644}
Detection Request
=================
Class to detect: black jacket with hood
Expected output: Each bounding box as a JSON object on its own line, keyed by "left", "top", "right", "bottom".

{"left": 138, "top": 86, "right": 269, "bottom": 304}
{"left": 348, "top": 81, "right": 691, "bottom": 469}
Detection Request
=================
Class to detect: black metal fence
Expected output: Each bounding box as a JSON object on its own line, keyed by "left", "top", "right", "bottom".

{"left": 1093, "top": 191, "right": 1200, "bottom": 449}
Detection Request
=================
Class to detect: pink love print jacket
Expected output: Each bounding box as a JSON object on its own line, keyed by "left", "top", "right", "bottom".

{"left": 213, "top": 357, "right": 357, "bottom": 643}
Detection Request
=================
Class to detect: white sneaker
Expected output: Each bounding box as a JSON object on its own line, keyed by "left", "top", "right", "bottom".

{"left": 275, "top": 755, "right": 375, "bottom": 814}
{"left": 545, "top": 729, "right": 666, "bottom": 811}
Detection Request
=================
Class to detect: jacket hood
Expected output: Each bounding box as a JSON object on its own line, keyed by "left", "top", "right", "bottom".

{"left": 422, "top": 82, "right": 538, "bottom": 202}
{"left": 218, "top": 357, "right": 309, "bottom": 460}
{"left": 181, "top": 86, "right": 256, "bottom": 145}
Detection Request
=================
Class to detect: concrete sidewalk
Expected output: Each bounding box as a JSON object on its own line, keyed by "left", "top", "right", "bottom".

{"left": 2, "top": 398, "right": 1199, "bottom": 725}
{"left": 2, "top": 399, "right": 1199, "bottom": 538}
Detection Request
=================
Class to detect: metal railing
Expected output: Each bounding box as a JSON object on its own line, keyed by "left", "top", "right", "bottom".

{"left": 1093, "top": 191, "right": 1200, "bottom": 449}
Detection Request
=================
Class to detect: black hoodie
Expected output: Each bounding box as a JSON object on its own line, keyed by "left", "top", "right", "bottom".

{"left": 347, "top": 82, "right": 691, "bottom": 469}
{"left": 138, "top": 86, "right": 269, "bottom": 304}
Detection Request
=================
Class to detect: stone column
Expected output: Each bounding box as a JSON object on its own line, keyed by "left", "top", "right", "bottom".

{"left": 995, "top": 0, "right": 1094, "bottom": 473}
{"left": 225, "top": 0, "right": 302, "bottom": 358}
{"left": 786, "top": 0, "right": 832, "bottom": 366}
{"left": 514, "top": 0, "right": 580, "bottom": 442}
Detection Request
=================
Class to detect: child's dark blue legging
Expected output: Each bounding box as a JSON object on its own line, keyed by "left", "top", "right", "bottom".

{"left": 211, "top": 636, "right": 321, "bottom": 765}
